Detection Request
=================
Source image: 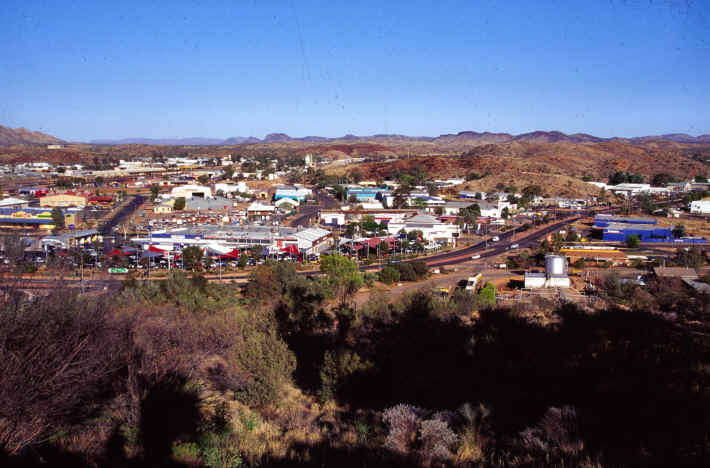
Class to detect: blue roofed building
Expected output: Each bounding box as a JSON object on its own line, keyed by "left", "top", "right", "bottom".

{"left": 274, "top": 185, "right": 312, "bottom": 202}
{"left": 345, "top": 186, "right": 388, "bottom": 201}
{"left": 593, "top": 215, "right": 657, "bottom": 228}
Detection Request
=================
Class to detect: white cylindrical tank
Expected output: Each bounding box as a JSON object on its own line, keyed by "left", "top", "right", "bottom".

{"left": 545, "top": 255, "right": 567, "bottom": 276}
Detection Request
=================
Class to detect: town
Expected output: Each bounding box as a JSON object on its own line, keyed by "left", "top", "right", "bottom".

{"left": 1, "top": 149, "right": 709, "bottom": 304}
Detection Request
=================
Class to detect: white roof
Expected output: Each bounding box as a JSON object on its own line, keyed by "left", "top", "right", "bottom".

{"left": 0, "top": 197, "right": 28, "bottom": 207}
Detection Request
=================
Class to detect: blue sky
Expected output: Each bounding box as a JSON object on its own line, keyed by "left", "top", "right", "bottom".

{"left": 1, "top": 0, "right": 709, "bottom": 141}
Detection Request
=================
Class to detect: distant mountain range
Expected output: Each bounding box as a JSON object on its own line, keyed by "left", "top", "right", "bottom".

{"left": 2, "top": 124, "right": 710, "bottom": 146}
{"left": 0, "top": 125, "right": 64, "bottom": 145}
{"left": 88, "top": 130, "right": 710, "bottom": 146}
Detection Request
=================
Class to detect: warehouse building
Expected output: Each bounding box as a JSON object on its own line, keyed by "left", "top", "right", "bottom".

{"left": 600, "top": 222, "right": 672, "bottom": 242}
{"left": 689, "top": 200, "right": 710, "bottom": 215}
{"left": 40, "top": 193, "right": 88, "bottom": 208}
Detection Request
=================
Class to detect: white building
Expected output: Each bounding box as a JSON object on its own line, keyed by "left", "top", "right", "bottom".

{"left": 689, "top": 200, "right": 710, "bottom": 214}
{"left": 608, "top": 183, "right": 651, "bottom": 196}
{"left": 275, "top": 198, "right": 300, "bottom": 210}
{"left": 170, "top": 184, "right": 213, "bottom": 199}
{"left": 387, "top": 213, "right": 459, "bottom": 246}
{"left": 274, "top": 185, "right": 312, "bottom": 201}
{"left": 0, "top": 197, "right": 29, "bottom": 209}
{"left": 214, "top": 182, "right": 252, "bottom": 195}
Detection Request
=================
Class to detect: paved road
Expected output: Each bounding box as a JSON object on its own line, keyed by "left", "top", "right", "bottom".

{"left": 101, "top": 195, "right": 146, "bottom": 236}
{"left": 290, "top": 189, "right": 339, "bottom": 227}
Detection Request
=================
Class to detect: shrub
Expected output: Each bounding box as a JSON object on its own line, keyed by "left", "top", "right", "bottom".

{"left": 378, "top": 266, "right": 400, "bottom": 284}
{"left": 382, "top": 404, "right": 458, "bottom": 465}
{"left": 395, "top": 263, "right": 417, "bottom": 281}
{"left": 410, "top": 260, "right": 429, "bottom": 278}
{"left": 625, "top": 234, "right": 640, "bottom": 248}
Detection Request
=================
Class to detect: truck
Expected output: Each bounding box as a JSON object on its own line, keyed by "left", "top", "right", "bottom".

{"left": 465, "top": 273, "right": 483, "bottom": 291}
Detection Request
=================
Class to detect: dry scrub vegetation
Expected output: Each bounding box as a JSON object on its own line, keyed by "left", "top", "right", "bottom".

{"left": 1, "top": 256, "right": 709, "bottom": 467}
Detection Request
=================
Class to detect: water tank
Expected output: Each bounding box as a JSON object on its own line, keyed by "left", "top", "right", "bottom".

{"left": 545, "top": 255, "right": 567, "bottom": 277}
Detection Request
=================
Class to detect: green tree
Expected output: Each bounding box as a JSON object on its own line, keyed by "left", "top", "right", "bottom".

{"left": 625, "top": 234, "right": 640, "bottom": 249}
{"left": 501, "top": 207, "right": 510, "bottom": 219}
{"left": 238, "top": 254, "right": 249, "bottom": 269}
{"left": 51, "top": 207, "right": 65, "bottom": 232}
{"left": 378, "top": 265, "right": 400, "bottom": 284}
{"left": 182, "top": 246, "right": 203, "bottom": 270}
{"left": 459, "top": 204, "right": 481, "bottom": 225}
{"left": 651, "top": 173, "right": 676, "bottom": 187}
{"left": 694, "top": 175, "right": 708, "bottom": 183}
{"left": 349, "top": 169, "right": 364, "bottom": 183}
{"left": 319, "top": 254, "right": 364, "bottom": 306}
{"left": 173, "top": 197, "right": 186, "bottom": 211}
{"left": 223, "top": 166, "right": 234, "bottom": 179}
{"left": 150, "top": 185, "right": 160, "bottom": 201}
{"left": 361, "top": 216, "right": 380, "bottom": 232}
{"left": 477, "top": 283, "right": 496, "bottom": 307}
{"left": 198, "top": 174, "right": 210, "bottom": 185}
{"left": 466, "top": 171, "right": 481, "bottom": 181}
{"left": 672, "top": 223, "right": 686, "bottom": 238}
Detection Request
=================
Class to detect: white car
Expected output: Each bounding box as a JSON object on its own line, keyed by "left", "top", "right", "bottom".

{"left": 471, "top": 254, "right": 481, "bottom": 260}
{"left": 491, "top": 236, "right": 500, "bottom": 242}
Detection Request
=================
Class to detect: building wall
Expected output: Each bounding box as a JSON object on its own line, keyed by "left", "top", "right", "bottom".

{"left": 40, "top": 194, "right": 87, "bottom": 207}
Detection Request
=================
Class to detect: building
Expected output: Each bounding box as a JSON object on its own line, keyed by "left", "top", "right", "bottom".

{"left": 689, "top": 200, "right": 710, "bottom": 214}
{"left": 593, "top": 215, "right": 674, "bottom": 242}
{"left": 170, "top": 184, "right": 212, "bottom": 199}
{"left": 524, "top": 272, "right": 547, "bottom": 289}
{"left": 88, "top": 196, "right": 113, "bottom": 206}
{"left": 386, "top": 213, "right": 459, "bottom": 245}
{"left": 0, "top": 197, "right": 29, "bottom": 209}
{"left": 593, "top": 215, "right": 657, "bottom": 228}
{"left": 40, "top": 193, "right": 88, "bottom": 208}
{"left": 459, "top": 191, "right": 487, "bottom": 200}
{"left": 0, "top": 207, "right": 80, "bottom": 230}
{"left": 346, "top": 187, "right": 388, "bottom": 202}
{"left": 275, "top": 198, "right": 300, "bottom": 210}
{"left": 652, "top": 267, "right": 699, "bottom": 280}
{"left": 185, "top": 197, "right": 233, "bottom": 211}
{"left": 154, "top": 203, "right": 173, "bottom": 214}
{"left": 130, "top": 225, "right": 332, "bottom": 255}
{"left": 41, "top": 230, "right": 100, "bottom": 249}
{"left": 524, "top": 255, "right": 570, "bottom": 288}
{"left": 18, "top": 187, "right": 49, "bottom": 198}
{"left": 214, "top": 182, "right": 252, "bottom": 195}
{"left": 599, "top": 222, "right": 672, "bottom": 242}
{"left": 439, "top": 201, "right": 479, "bottom": 216}
{"left": 274, "top": 185, "right": 311, "bottom": 202}
{"left": 246, "top": 201, "right": 276, "bottom": 221}
{"left": 318, "top": 208, "right": 417, "bottom": 227}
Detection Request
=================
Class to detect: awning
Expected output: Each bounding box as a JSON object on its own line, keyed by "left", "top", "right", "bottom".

{"left": 280, "top": 244, "right": 299, "bottom": 255}
{"left": 218, "top": 248, "right": 241, "bottom": 259}
{"left": 140, "top": 250, "right": 163, "bottom": 259}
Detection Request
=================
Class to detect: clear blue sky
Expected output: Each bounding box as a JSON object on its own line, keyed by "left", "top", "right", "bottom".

{"left": 1, "top": 0, "right": 709, "bottom": 141}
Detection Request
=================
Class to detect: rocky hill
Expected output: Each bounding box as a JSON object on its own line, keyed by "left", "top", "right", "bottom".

{"left": 0, "top": 125, "right": 63, "bottom": 145}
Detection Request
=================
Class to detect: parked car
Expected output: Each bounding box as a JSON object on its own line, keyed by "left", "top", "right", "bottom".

{"left": 471, "top": 254, "right": 481, "bottom": 260}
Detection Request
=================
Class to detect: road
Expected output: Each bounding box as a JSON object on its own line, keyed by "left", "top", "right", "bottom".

{"left": 101, "top": 195, "right": 146, "bottom": 236}
{"left": 15, "top": 205, "right": 701, "bottom": 292}
{"left": 290, "top": 189, "right": 339, "bottom": 227}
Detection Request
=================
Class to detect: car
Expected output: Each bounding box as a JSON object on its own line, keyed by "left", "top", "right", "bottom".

{"left": 510, "top": 243, "right": 520, "bottom": 249}
{"left": 471, "top": 254, "right": 481, "bottom": 260}
{"left": 491, "top": 236, "right": 500, "bottom": 242}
